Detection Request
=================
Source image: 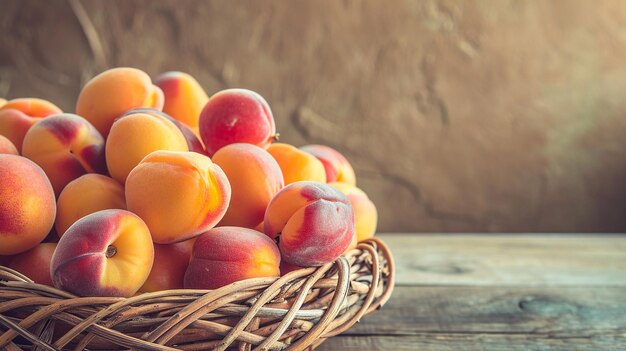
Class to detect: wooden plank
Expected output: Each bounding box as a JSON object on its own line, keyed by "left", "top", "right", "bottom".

{"left": 317, "top": 334, "right": 626, "bottom": 351}
{"left": 378, "top": 234, "right": 626, "bottom": 286}
{"left": 344, "top": 286, "right": 626, "bottom": 336}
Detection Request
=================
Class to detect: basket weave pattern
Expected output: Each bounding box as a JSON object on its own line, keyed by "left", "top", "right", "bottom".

{"left": 0, "top": 237, "right": 394, "bottom": 350}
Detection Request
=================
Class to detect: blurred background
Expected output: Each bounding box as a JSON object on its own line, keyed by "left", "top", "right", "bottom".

{"left": 1, "top": 0, "right": 625, "bottom": 233}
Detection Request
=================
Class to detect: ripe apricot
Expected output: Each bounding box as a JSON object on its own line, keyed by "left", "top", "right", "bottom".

{"left": 267, "top": 143, "right": 326, "bottom": 185}
{"left": 105, "top": 112, "right": 188, "bottom": 184}
{"left": 213, "top": 143, "right": 284, "bottom": 228}
{"left": 21, "top": 113, "right": 106, "bottom": 196}
{"left": 126, "top": 150, "right": 231, "bottom": 243}
{"left": 55, "top": 174, "right": 126, "bottom": 236}
{"left": 199, "top": 89, "right": 276, "bottom": 156}
{"left": 76, "top": 67, "right": 164, "bottom": 137}
{"left": 184, "top": 227, "right": 280, "bottom": 289}
{"left": 155, "top": 71, "right": 209, "bottom": 128}
{"left": 264, "top": 181, "right": 354, "bottom": 267}
{"left": 0, "top": 155, "right": 56, "bottom": 255}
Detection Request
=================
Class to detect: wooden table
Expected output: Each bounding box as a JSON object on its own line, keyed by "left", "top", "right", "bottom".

{"left": 318, "top": 234, "right": 626, "bottom": 351}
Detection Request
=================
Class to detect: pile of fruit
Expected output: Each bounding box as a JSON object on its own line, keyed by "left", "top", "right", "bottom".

{"left": 0, "top": 68, "right": 378, "bottom": 298}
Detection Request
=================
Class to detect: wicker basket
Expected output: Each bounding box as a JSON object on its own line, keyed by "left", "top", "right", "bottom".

{"left": 0, "top": 237, "right": 394, "bottom": 351}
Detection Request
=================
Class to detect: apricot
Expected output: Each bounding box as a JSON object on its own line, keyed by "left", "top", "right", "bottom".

{"left": 264, "top": 181, "right": 354, "bottom": 267}
{"left": 1, "top": 97, "right": 62, "bottom": 117}
{"left": 50, "top": 209, "right": 154, "bottom": 297}
{"left": 184, "top": 227, "right": 280, "bottom": 290}
{"left": 155, "top": 71, "right": 209, "bottom": 128}
{"left": 0, "top": 135, "right": 18, "bottom": 155}
{"left": 0, "top": 109, "right": 40, "bottom": 154}
{"left": 300, "top": 145, "right": 356, "bottom": 185}
{"left": 199, "top": 89, "right": 276, "bottom": 156}
{"left": 0, "top": 98, "right": 62, "bottom": 154}
{"left": 0, "top": 98, "right": 5, "bottom": 108}
{"left": 139, "top": 238, "right": 194, "bottom": 292}
{"left": 22, "top": 113, "right": 107, "bottom": 196}
{"left": 267, "top": 143, "right": 326, "bottom": 185}
{"left": 122, "top": 108, "right": 207, "bottom": 155}
{"left": 213, "top": 143, "right": 284, "bottom": 228}
{"left": 8, "top": 243, "right": 56, "bottom": 286}
{"left": 55, "top": 174, "right": 126, "bottom": 237}
{"left": 126, "top": 150, "right": 231, "bottom": 244}
{"left": 106, "top": 112, "right": 188, "bottom": 183}
{"left": 330, "top": 182, "right": 378, "bottom": 242}
{"left": 0, "top": 155, "right": 56, "bottom": 255}
{"left": 76, "top": 67, "right": 164, "bottom": 138}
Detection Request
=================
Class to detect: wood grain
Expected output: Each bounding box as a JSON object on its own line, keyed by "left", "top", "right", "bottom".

{"left": 318, "top": 334, "right": 626, "bottom": 351}
{"left": 345, "top": 286, "right": 626, "bottom": 336}
{"left": 383, "top": 234, "right": 626, "bottom": 286}
{"left": 315, "top": 234, "right": 626, "bottom": 350}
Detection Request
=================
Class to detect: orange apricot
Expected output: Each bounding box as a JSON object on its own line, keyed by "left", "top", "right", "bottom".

{"left": 125, "top": 151, "right": 231, "bottom": 244}
{"left": 76, "top": 67, "right": 164, "bottom": 137}
{"left": 105, "top": 112, "right": 188, "bottom": 184}
{"left": 55, "top": 174, "right": 126, "bottom": 237}
{"left": 213, "top": 143, "right": 284, "bottom": 228}
{"left": 267, "top": 143, "right": 326, "bottom": 185}
{"left": 155, "top": 71, "right": 209, "bottom": 128}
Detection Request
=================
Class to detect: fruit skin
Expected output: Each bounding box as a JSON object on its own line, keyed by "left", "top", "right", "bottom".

{"left": 50, "top": 209, "right": 154, "bottom": 297}
{"left": 267, "top": 143, "right": 326, "bottom": 185}
{"left": 0, "top": 98, "right": 5, "bottom": 108}
{"left": 0, "top": 135, "right": 18, "bottom": 155}
{"left": 0, "top": 109, "right": 41, "bottom": 154}
{"left": 0, "top": 254, "right": 13, "bottom": 266}
{"left": 125, "top": 150, "right": 231, "bottom": 244}
{"left": 155, "top": 71, "right": 209, "bottom": 129}
{"left": 139, "top": 238, "right": 194, "bottom": 292}
{"left": 105, "top": 112, "right": 189, "bottom": 184}
{"left": 300, "top": 145, "right": 356, "bottom": 185}
{"left": 8, "top": 243, "right": 57, "bottom": 286}
{"left": 279, "top": 261, "right": 304, "bottom": 276}
{"left": 122, "top": 108, "right": 207, "bottom": 155}
{"left": 184, "top": 226, "right": 280, "bottom": 290}
{"left": 55, "top": 174, "right": 126, "bottom": 237}
{"left": 76, "top": 67, "right": 164, "bottom": 138}
{"left": 1, "top": 98, "right": 62, "bottom": 118}
{"left": 330, "top": 182, "right": 378, "bottom": 242}
{"left": 199, "top": 89, "right": 276, "bottom": 156}
{"left": 21, "top": 113, "right": 107, "bottom": 196}
{"left": 0, "top": 155, "right": 56, "bottom": 255}
{"left": 0, "top": 98, "right": 62, "bottom": 154}
{"left": 212, "top": 143, "right": 284, "bottom": 229}
{"left": 264, "top": 181, "right": 355, "bottom": 267}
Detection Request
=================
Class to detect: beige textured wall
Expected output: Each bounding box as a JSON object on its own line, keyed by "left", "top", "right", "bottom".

{"left": 1, "top": 1, "right": 626, "bottom": 232}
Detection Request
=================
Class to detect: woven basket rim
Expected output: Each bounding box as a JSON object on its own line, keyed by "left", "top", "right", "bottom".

{"left": 0, "top": 237, "right": 395, "bottom": 351}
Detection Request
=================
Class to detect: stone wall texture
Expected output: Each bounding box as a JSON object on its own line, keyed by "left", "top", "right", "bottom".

{"left": 2, "top": 0, "right": 626, "bottom": 232}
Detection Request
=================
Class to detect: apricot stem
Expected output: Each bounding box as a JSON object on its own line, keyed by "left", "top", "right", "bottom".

{"left": 106, "top": 245, "right": 117, "bottom": 258}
